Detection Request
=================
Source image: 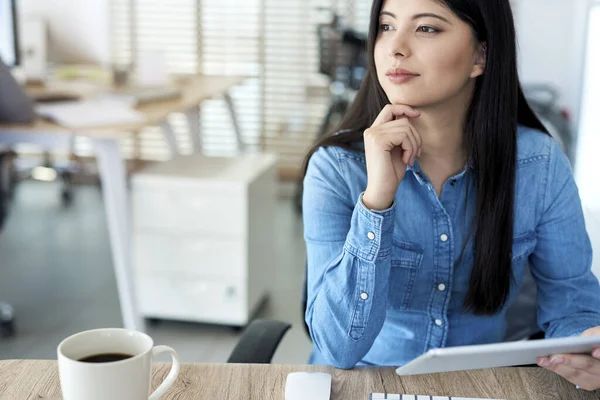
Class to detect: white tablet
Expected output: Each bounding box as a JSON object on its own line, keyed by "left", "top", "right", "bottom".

{"left": 395, "top": 335, "right": 600, "bottom": 376}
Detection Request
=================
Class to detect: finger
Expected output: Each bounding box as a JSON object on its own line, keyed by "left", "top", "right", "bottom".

{"left": 549, "top": 354, "right": 600, "bottom": 375}
{"left": 374, "top": 123, "right": 420, "bottom": 165}
{"left": 371, "top": 127, "right": 416, "bottom": 165}
{"left": 405, "top": 125, "right": 419, "bottom": 166}
{"left": 545, "top": 348, "right": 600, "bottom": 362}
{"left": 379, "top": 119, "right": 423, "bottom": 158}
{"left": 582, "top": 327, "right": 600, "bottom": 337}
{"left": 540, "top": 358, "right": 600, "bottom": 391}
{"left": 372, "top": 104, "right": 421, "bottom": 127}
{"left": 381, "top": 124, "right": 417, "bottom": 166}
{"left": 406, "top": 124, "right": 422, "bottom": 164}
{"left": 413, "top": 125, "right": 423, "bottom": 155}
{"left": 380, "top": 129, "right": 415, "bottom": 165}
{"left": 377, "top": 118, "right": 415, "bottom": 129}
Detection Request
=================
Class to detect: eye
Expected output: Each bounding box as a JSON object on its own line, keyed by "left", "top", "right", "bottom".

{"left": 379, "top": 23, "right": 394, "bottom": 32}
{"left": 417, "top": 25, "right": 439, "bottom": 34}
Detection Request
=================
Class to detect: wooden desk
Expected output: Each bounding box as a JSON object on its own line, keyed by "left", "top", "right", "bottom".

{"left": 0, "top": 360, "right": 597, "bottom": 400}
{"left": 4, "top": 75, "right": 245, "bottom": 146}
{"left": 0, "top": 74, "right": 246, "bottom": 332}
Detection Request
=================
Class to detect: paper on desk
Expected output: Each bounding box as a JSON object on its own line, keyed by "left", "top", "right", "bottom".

{"left": 35, "top": 99, "right": 145, "bottom": 129}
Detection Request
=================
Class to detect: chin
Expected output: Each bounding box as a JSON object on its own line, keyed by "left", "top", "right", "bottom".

{"left": 386, "top": 93, "right": 427, "bottom": 107}
{"left": 382, "top": 86, "right": 424, "bottom": 107}
{"left": 384, "top": 86, "right": 447, "bottom": 109}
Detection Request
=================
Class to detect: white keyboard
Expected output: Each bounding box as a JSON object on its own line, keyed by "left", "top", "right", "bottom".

{"left": 370, "top": 395, "right": 505, "bottom": 400}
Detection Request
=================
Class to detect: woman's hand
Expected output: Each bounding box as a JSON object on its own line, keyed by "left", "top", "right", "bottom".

{"left": 537, "top": 327, "right": 600, "bottom": 391}
{"left": 362, "top": 104, "right": 422, "bottom": 211}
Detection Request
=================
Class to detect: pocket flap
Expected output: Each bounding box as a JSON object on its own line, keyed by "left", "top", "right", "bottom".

{"left": 391, "top": 239, "right": 424, "bottom": 269}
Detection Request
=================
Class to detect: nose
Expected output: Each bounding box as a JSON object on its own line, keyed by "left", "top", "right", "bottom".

{"left": 388, "top": 33, "right": 410, "bottom": 59}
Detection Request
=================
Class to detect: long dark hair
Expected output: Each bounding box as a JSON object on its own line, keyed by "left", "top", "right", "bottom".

{"left": 303, "top": 0, "right": 548, "bottom": 315}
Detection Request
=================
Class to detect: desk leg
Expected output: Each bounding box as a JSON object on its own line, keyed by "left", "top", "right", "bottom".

{"left": 160, "top": 121, "right": 179, "bottom": 156}
{"left": 92, "top": 138, "right": 146, "bottom": 332}
{"left": 185, "top": 106, "right": 202, "bottom": 153}
{"left": 223, "top": 93, "right": 244, "bottom": 152}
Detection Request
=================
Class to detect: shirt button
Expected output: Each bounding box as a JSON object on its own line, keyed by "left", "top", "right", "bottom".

{"left": 437, "top": 283, "right": 446, "bottom": 292}
{"left": 435, "top": 319, "right": 443, "bottom": 326}
{"left": 440, "top": 234, "right": 448, "bottom": 242}
{"left": 360, "top": 292, "right": 369, "bottom": 300}
{"left": 450, "top": 180, "right": 457, "bottom": 186}
{"left": 367, "top": 232, "right": 375, "bottom": 240}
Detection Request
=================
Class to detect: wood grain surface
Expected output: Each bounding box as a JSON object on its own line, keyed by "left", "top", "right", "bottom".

{"left": 0, "top": 360, "right": 598, "bottom": 400}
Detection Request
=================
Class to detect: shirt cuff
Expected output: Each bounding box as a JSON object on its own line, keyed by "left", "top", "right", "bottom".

{"left": 344, "top": 192, "right": 396, "bottom": 262}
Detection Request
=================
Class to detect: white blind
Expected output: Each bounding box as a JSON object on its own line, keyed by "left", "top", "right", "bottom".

{"left": 91, "top": 0, "right": 520, "bottom": 178}
{"left": 107, "top": 0, "right": 375, "bottom": 179}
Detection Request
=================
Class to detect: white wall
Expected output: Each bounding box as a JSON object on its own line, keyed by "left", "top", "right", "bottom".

{"left": 18, "top": 0, "right": 110, "bottom": 65}
{"left": 575, "top": 2, "right": 600, "bottom": 211}
{"left": 514, "top": 0, "right": 592, "bottom": 129}
{"left": 585, "top": 207, "right": 600, "bottom": 280}
{"left": 0, "top": 0, "right": 17, "bottom": 66}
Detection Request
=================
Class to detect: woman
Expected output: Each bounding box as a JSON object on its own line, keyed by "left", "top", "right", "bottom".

{"left": 302, "top": 0, "right": 600, "bottom": 390}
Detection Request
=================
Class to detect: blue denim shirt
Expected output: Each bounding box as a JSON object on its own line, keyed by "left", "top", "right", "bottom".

{"left": 302, "top": 125, "right": 600, "bottom": 369}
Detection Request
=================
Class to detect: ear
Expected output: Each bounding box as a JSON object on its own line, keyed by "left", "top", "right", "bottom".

{"left": 470, "top": 42, "right": 487, "bottom": 78}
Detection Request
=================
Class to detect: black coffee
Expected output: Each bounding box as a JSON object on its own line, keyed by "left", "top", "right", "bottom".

{"left": 78, "top": 353, "right": 134, "bottom": 363}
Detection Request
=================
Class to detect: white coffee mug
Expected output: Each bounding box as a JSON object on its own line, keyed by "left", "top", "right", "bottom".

{"left": 57, "top": 328, "right": 180, "bottom": 400}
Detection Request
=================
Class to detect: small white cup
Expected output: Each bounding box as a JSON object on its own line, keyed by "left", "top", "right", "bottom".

{"left": 57, "top": 328, "right": 180, "bottom": 400}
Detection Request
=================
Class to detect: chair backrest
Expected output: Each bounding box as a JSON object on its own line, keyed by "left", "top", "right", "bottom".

{"left": 503, "top": 262, "right": 540, "bottom": 341}
{"left": 301, "top": 266, "right": 310, "bottom": 337}
{"left": 227, "top": 319, "right": 292, "bottom": 364}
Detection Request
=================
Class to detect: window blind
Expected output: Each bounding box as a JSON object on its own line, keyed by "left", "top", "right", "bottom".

{"left": 108, "top": 0, "right": 516, "bottom": 179}
{"left": 107, "top": 0, "right": 371, "bottom": 180}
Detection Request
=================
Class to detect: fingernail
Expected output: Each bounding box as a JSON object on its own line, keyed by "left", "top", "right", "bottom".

{"left": 538, "top": 357, "right": 550, "bottom": 367}
{"left": 551, "top": 356, "right": 564, "bottom": 365}
{"left": 418, "top": 148, "right": 422, "bottom": 157}
{"left": 593, "top": 349, "right": 600, "bottom": 358}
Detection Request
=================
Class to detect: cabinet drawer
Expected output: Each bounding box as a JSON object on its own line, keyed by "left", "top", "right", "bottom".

{"left": 133, "top": 233, "right": 246, "bottom": 278}
{"left": 132, "top": 186, "right": 246, "bottom": 236}
{"left": 135, "top": 273, "right": 248, "bottom": 325}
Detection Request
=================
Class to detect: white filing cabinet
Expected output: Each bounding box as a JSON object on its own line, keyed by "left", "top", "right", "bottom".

{"left": 131, "top": 154, "right": 278, "bottom": 327}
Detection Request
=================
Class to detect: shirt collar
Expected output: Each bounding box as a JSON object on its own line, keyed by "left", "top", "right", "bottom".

{"left": 406, "top": 159, "right": 472, "bottom": 186}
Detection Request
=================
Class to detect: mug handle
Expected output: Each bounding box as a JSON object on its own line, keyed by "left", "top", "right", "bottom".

{"left": 148, "top": 345, "right": 181, "bottom": 400}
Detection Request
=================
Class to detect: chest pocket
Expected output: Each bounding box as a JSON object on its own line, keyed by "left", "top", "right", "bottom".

{"left": 388, "top": 240, "right": 424, "bottom": 310}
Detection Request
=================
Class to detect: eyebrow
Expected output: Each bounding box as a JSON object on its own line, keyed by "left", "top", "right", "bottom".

{"left": 379, "top": 11, "right": 452, "bottom": 24}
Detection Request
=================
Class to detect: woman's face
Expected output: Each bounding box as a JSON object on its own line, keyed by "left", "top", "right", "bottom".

{"left": 374, "top": 0, "right": 486, "bottom": 108}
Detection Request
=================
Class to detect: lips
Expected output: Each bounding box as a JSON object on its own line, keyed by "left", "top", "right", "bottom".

{"left": 386, "top": 67, "right": 419, "bottom": 84}
{"left": 386, "top": 67, "right": 419, "bottom": 76}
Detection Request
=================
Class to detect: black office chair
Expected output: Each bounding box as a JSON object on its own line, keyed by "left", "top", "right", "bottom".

{"left": 228, "top": 261, "right": 543, "bottom": 364}
{"left": 227, "top": 319, "right": 292, "bottom": 363}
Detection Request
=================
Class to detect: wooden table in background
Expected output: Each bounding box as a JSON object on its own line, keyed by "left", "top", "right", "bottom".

{"left": 0, "top": 74, "right": 246, "bottom": 333}
{"left": 0, "top": 360, "right": 598, "bottom": 400}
